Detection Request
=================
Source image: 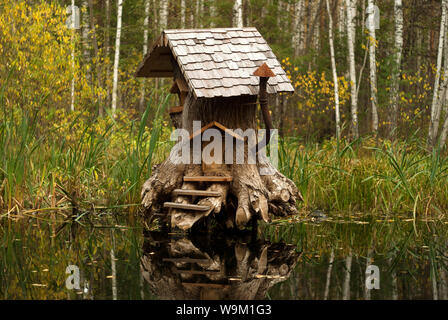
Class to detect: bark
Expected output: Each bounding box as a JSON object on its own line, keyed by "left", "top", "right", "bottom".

{"left": 140, "top": 232, "right": 300, "bottom": 299}
{"left": 111, "top": 0, "right": 123, "bottom": 114}
{"left": 141, "top": 96, "right": 301, "bottom": 230}
{"left": 70, "top": 0, "right": 76, "bottom": 112}
{"left": 210, "top": 2, "right": 216, "bottom": 27}
{"left": 326, "top": 0, "right": 341, "bottom": 140}
{"left": 342, "top": 251, "right": 352, "bottom": 300}
{"left": 88, "top": 0, "right": 104, "bottom": 116}
{"left": 181, "top": 0, "right": 186, "bottom": 28}
{"left": 324, "top": 249, "right": 335, "bottom": 300}
{"left": 338, "top": 0, "right": 346, "bottom": 35}
{"left": 82, "top": 0, "right": 90, "bottom": 80}
{"left": 160, "top": 0, "right": 169, "bottom": 30}
{"left": 293, "top": 0, "right": 305, "bottom": 57}
{"left": 428, "top": 0, "right": 448, "bottom": 147}
{"left": 389, "top": 0, "right": 403, "bottom": 138}
{"left": 233, "top": 0, "right": 243, "bottom": 28}
{"left": 346, "top": 0, "right": 359, "bottom": 139}
{"left": 105, "top": 0, "right": 111, "bottom": 107}
{"left": 367, "top": 0, "right": 378, "bottom": 133}
{"left": 139, "top": 0, "right": 150, "bottom": 113}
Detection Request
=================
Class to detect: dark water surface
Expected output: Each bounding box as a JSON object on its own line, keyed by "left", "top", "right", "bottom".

{"left": 1, "top": 212, "right": 447, "bottom": 299}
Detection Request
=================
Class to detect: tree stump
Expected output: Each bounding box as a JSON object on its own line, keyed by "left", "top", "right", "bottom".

{"left": 141, "top": 95, "right": 302, "bottom": 231}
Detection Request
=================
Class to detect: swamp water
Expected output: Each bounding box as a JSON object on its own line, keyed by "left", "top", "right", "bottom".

{"left": 1, "top": 212, "right": 448, "bottom": 300}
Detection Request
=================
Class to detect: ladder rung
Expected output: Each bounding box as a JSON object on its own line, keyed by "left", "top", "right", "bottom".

{"left": 182, "top": 282, "right": 229, "bottom": 289}
{"left": 163, "top": 202, "right": 210, "bottom": 211}
{"left": 163, "top": 257, "right": 210, "bottom": 263}
{"left": 174, "top": 269, "right": 220, "bottom": 275}
{"left": 173, "top": 189, "right": 221, "bottom": 197}
{"left": 183, "top": 176, "right": 233, "bottom": 182}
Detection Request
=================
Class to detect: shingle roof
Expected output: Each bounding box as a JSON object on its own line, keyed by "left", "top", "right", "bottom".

{"left": 135, "top": 27, "right": 294, "bottom": 98}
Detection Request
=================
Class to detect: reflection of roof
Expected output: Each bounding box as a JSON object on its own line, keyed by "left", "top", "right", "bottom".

{"left": 135, "top": 27, "right": 294, "bottom": 98}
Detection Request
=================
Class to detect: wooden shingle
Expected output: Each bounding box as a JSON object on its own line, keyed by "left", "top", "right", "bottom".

{"left": 135, "top": 27, "right": 294, "bottom": 98}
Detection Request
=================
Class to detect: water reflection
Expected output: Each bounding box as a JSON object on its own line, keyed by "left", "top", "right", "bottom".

{"left": 140, "top": 231, "right": 300, "bottom": 300}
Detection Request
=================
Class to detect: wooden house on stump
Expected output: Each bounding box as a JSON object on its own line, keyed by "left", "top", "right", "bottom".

{"left": 137, "top": 27, "right": 301, "bottom": 231}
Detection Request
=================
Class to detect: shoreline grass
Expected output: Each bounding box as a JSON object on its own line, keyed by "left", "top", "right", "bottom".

{"left": 1, "top": 104, "right": 448, "bottom": 220}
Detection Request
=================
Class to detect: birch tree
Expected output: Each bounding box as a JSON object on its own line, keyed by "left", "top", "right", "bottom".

{"left": 389, "top": 0, "right": 403, "bottom": 137}
{"left": 81, "top": 0, "right": 90, "bottom": 68}
{"left": 181, "top": 0, "right": 186, "bottom": 28}
{"left": 367, "top": 0, "right": 378, "bottom": 133}
{"left": 346, "top": 0, "right": 359, "bottom": 138}
{"left": 88, "top": 0, "right": 104, "bottom": 116}
{"left": 233, "top": 0, "right": 243, "bottom": 28}
{"left": 342, "top": 251, "right": 352, "bottom": 300}
{"left": 428, "top": 0, "right": 448, "bottom": 147}
{"left": 139, "top": 0, "right": 150, "bottom": 112}
{"left": 160, "top": 0, "right": 168, "bottom": 30}
{"left": 111, "top": 0, "right": 123, "bottom": 114}
{"left": 105, "top": 0, "right": 111, "bottom": 105}
{"left": 326, "top": 0, "right": 341, "bottom": 140}
{"left": 338, "top": 0, "right": 346, "bottom": 35}
{"left": 292, "top": 0, "right": 305, "bottom": 57}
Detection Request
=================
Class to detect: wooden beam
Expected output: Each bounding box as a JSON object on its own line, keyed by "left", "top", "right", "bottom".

{"left": 172, "top": 189, "right": 221, "bottom": 197}
{"left": 182, "top": 282, "right": 230, "bottom": 289}
{"left": 163, "top": 257, "right": 210, "bottom": 263}
{"left": 168, "top": 106, "right": 183, "bottom": 114}
{"left": 163, "top": 202, "right": 211, "bottom": 211}
{"left": 174, "top": 269, "right": 221, "bottom": 275}
{"left": 183, "top": 176, "right": 233, "bottom": 182}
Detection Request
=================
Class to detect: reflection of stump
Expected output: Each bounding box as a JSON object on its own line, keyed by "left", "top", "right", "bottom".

{"left": 141, "top": 95, "right": 302, "bottom": 230}
{"left": 140, "top": 231, "right": 300, "bottom": 300}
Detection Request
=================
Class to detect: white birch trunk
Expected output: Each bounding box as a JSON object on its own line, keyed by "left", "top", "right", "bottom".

{"left": 389, "top": 0, "right": 403, "bottom": 136}
{"left": 111, "top": 0, "right": 123, "bottom": 114}
{"left": 181, "top": 0, "right": 186, "bottom": 28}
{"left": 105, "top": 0, "right": 111, "bottom": 106}
{"left": 324, "top": 248, "right": 335, "bottom": 300}
{"left": 233, "top": 0, "right": 243, "bottom": 28}
{"left": 428, "top": 0, "right": 448, "bottom": 146}
{"left": 367, "top": 0, "right": 378, "bottom": 133}
{"left": 210, "top": 1, "right": 216, "bottom": 27}
{"left": 338, "top": 0, "right": 346, "bottom": 34}
{"left": 326, "top": 0, "right": 341, "bottom": 140}
{"left": 160, "top": 0, "right": 168, "bottom": 30}
{"left": 293, "top": 0, "right": 305, "bottom": 57}
{"left": 342, "top": 251, "right": 352, "bottom": 300}
{"left": 139, "top": 0, "right": 150, "bottom": 112}
{"left": 82, "top": 0, "right": 90, "bottom": 67}
{"left": 346, "top": 0, "right": 359, "bottom": 138}
{"left": 70, "top": 0, "right": 75, "bottom": 112}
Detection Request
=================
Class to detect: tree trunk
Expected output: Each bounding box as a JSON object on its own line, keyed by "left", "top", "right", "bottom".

{"left": 105, "top": 0, "right": 111, "bottom": 108}
{"left": 367, "top": 0, "right": 378, "bottom": 133}
{"left": 342, "top": 251, "right": 352, "bottom": 300}
{"left": 160, "top": 0, "right": 168, "bottom": 29}
{"left": 139, "top": 0, "right": 150, "bottom": 113}
{"left": 233, "top": 0, "right": 243, "bottom": 28}
{"left": 141, "top": 95, "right": 301, "bottom": 231}
{"left": 111, "top": 0, "right": 123, "bottom": 115}
{"left": 324, "top": 248, "right": 334, "bottom": 300}
{"left": 88, "top": 0, "right": 104, "bottom": 117}
{"left": 338, "top": 0, "right": 346, "bottom": 35}
{"left": 346, "top": 0, "right": 359, "bottom": 139}
{"left": 389, "top": 0, "right": 403, "bottom": 138}
{"left": 181, "top": 0, "right": 186, "bottom": 28}
{"left": 82, "top": 0, "right": 91, "bottom": 81}
{"left": 326, "top": 0, "right": 341, "bottom": 140}
{"left": 428, "top": 0, "right": 448, "bottom": 147}
{"left": 293, "top": 0, "right": 305, "bottom": 57}
{"left": 70, "top": 0, "right": 76, "bottom": 112}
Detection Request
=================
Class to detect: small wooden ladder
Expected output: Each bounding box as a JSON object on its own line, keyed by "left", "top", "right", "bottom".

{"left": 163, "top": 176, "right": 233, "bottom": 213}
